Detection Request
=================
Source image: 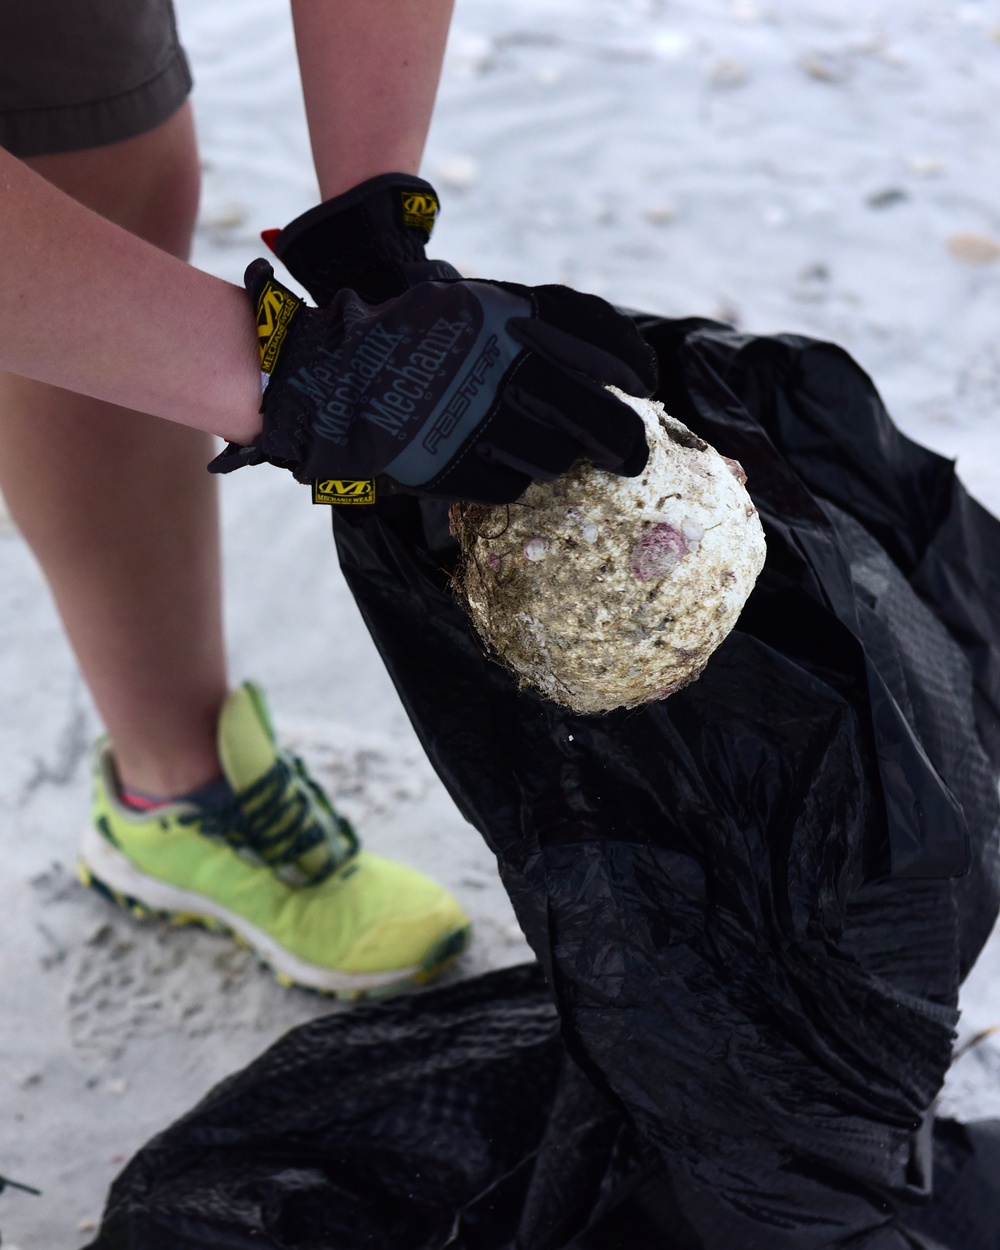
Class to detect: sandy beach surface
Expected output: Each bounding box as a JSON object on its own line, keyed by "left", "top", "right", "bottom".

{"left": 2, "top": 1, "right": 1000, "bottom": 1244}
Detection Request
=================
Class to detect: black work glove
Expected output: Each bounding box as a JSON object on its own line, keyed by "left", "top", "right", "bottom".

{"left": 263, "top": 173, "right": 460, "bottom": 306}
{"left": 209, "top": 261, "right": 656, "bottom": 505}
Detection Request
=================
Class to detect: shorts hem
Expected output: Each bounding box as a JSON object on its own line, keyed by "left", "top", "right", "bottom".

{"left": 0, "top": 46, "right": 193, "bottom": 158}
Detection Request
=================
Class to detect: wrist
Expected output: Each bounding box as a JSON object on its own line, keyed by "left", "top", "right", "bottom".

{"left": 214, "top": 281, "right": 265, "bottom": 446}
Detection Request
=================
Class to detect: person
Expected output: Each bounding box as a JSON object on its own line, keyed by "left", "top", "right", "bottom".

{"left": 0, "top": 3, "right": 654, "bottom": 996}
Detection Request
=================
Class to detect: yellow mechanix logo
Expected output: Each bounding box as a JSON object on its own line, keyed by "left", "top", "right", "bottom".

{"left": 312, "top": 478, "right": 377, "bottom": 506}
{"left": 256, "top": 281, "right": 300, "bottom": 374}
{"left": 401, "top": 191, "right": 439, "bottom": 234}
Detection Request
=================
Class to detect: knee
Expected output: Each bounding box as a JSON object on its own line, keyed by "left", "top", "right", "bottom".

{"left": 24, "top": 101, "right": 201, "bottom": 260}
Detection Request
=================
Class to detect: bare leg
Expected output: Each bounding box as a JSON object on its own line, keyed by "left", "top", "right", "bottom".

{"left": 0, "top": 103, "right": 229, "bottom": 797}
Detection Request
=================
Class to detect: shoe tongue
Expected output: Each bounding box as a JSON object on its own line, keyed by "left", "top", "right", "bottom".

{"left": 217, "top": 682, "right": 279, "bottom": 791}
{"left": 217, "top": 682, "right": 347, "bottom": 885}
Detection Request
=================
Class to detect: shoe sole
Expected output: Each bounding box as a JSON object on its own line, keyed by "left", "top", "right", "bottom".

{"left": 78, "top": 825, "right": 470, "bottom": 1000}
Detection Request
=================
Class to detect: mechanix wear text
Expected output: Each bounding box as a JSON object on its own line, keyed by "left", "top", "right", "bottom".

{"left": 208, "top": 256, "right": 657, "bottom": 505}
{"left": 312, "top": 479, "right": 376, "bottom": 505}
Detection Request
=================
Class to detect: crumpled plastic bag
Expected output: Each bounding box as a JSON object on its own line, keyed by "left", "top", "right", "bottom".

{"left": 87, "top": 317, "right": 1000, "bottom": 1250}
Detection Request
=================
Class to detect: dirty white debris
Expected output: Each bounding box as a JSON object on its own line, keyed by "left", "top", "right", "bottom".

{"left": 799, "top": 51, "right": 852, "bottom": 83}
{"left": 709, "top": 57, "right": 749, "bottom": 87}
{"left": 643, "top": 203, "right": 676, "bottom": 227}
{"left": 451, "top": 390, "right": 767, "bottom": 715}
{"left": 436, "top": 155, "right": 479, "bottom": 190}
{"left": 946, "top": 232, "right": 1000, "bottom": 265}
{"left": 907, "top": 154, "right": 944, "bottom": 177}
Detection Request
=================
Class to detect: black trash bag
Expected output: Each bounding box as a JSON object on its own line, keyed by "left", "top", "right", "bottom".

{"left": 87, "top": 965, "right": 566, "bottom": 1250}
{"left": 906, "top": 1118, "right": 1000, "bottom": 1250}
{"left": 88, "top": 964, "right": 686, "bottom": 1250}
{"left": 83, "top": 972, "right": 997, "bottom": 1250}
{"left": 88, "top": 317, "right": 1000, "bottom": 1250}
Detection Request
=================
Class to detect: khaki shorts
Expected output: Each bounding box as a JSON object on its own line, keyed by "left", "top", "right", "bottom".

{"left": 0, "top": 0, "right": 192, "bottom": 157}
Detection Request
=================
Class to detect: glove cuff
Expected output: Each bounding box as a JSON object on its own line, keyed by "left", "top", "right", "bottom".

{"left": 271, "top": 173, "right": 451, "bottom": 305}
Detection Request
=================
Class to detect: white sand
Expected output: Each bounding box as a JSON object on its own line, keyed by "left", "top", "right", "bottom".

{"left": 2, "top": 0, "right": 1000, "bottom": 1243}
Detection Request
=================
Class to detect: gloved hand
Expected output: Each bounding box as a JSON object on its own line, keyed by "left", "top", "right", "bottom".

{"left": 209, "top": 260, "right": 657, "bottom": 505}
{"left": 262, "top": 173, "right": 460, "bottom": 306}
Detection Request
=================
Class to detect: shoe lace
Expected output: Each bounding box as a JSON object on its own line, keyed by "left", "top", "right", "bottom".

{"left": 178, "top": 752, "right": 357, "bottom": 887}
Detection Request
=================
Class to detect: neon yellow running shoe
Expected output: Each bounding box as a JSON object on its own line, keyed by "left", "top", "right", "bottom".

{"left": 78, "top": 682, "right": 470, "bottom": 997}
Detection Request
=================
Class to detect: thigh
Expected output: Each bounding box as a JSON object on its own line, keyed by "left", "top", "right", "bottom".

{"left": 0, "top": 0, "right": 192, "bottom": 157}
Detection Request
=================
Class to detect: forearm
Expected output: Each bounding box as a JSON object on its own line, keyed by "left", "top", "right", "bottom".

{"left": 0, "top": 148, "right": 261, "bottom": 443}
{"left": 291, "top": 0, "right": 456, "bottom": 198}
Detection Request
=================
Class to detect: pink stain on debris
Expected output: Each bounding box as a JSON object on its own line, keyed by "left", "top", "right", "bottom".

{"left": 630, "top": 523, "right": 690, "bottom": 582}
{"left": 722, "top": 456, "right": 747, "bottom": 484}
